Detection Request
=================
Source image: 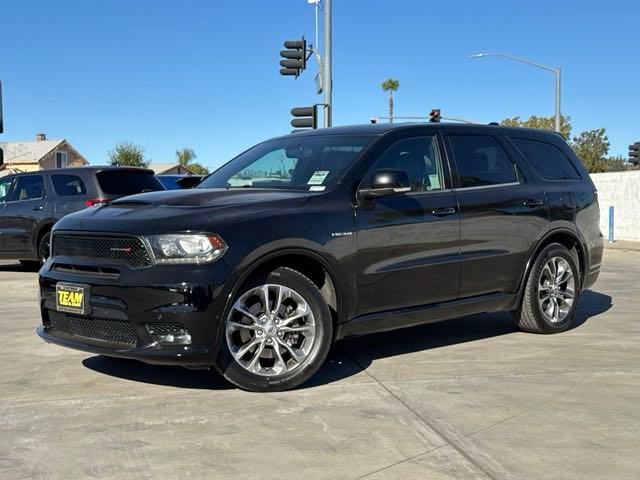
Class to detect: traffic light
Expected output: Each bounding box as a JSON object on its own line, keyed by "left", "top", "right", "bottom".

{"left": 290, "top": 105, "right": 317, "bottom": 131}
{"left": 629, "top": 142, "right": 640, "bottom": 166}
{"left": 429, "top": 109, "right": 441, "bottom": 123}
{"left": 280, "top": 38, "right": 307, "bottom": 77}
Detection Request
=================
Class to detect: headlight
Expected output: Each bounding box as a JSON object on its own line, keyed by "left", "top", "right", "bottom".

{"left": 145, "top": 234, "right": 227, "bottom": 265}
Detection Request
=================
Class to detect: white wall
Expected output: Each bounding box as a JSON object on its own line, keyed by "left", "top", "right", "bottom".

{"left": 590, "top": 171, "right": 640, "bottom": 242}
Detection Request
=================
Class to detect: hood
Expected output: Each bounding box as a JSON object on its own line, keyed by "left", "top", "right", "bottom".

{"left": 53, "top": 188, "right": 316, "bottom": 235}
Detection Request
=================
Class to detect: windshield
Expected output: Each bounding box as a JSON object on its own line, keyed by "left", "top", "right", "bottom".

{"left": 198, "top": 135, "right": 375, "bottom": 191}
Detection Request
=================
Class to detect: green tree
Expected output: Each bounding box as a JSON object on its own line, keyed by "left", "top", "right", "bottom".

{"left": 500, "top": 114, "right": 572, "bottom": 140}
{"left": 381, "top": 78, "right": 400, "bottom": 123}
{"left": 176, "top": 148, "right": 197, "bottom": 166}
{"left": 605, "top": 155, "right": 627, "bottom": 172}
{"left": 175, "top": 148, "right": 209, "bottom": 175}
{"left": 108, "top": 141, "right": 148, "bottom": 167}
{"left": 186, "top": 163, "right": 209, "bottom": 175}
{"left": 572, "top": 128, "right": 610, "bottom": 173}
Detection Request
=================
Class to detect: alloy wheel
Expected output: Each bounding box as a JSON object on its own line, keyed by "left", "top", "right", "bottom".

{"left": 538, "top": 256, "right": 575, "bottom": 323}
{"left": 225, "top": 284, "right": 317, "bottom": 377}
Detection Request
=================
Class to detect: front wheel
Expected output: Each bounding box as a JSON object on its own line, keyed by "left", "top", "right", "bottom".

{"left": 215, "top": 267, "right": 333, "bottom": 392}
{"left": 513, "top": 243, "right": 580, "bottom": 334}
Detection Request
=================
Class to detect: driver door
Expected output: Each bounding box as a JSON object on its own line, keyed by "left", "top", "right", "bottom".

{"left": 355, "top": 133, "right": 461, "bottom": 316}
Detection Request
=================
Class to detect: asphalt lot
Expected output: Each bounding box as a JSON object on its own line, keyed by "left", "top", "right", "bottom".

{"left": 0, "top": 248, "right": 638, "bottom": 480}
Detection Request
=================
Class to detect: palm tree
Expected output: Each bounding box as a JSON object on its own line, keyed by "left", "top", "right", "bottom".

{"left": 381, "top": 79, "right": 400, "bottom": 123}
{"left": 176, "top": 148, "right": 197, "bottom": 166}
{"left": 175, "top": 147, "right": 210, "bottom": 175}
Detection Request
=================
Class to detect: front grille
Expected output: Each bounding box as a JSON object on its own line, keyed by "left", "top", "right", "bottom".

{"left": 52, "top": 234, "right": 151, "bottom": 267}
{"left": 48, "top": 310, "right": 137, "bottom": 346}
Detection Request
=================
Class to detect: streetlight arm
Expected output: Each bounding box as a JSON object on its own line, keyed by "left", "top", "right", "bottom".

{"left": 470, "top": 53, "right": 557, "bottom": 73}
{"left": 470, "top": 52, "right": 562, "bottom": 133}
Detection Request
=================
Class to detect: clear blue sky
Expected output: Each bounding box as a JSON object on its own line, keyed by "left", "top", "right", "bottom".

{"left": 2, "top": 0, "right": 637, "bottom": 168}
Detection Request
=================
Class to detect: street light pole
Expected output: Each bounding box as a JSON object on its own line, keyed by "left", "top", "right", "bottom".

{"left": 470, "top": 52, "right": 562, "bottom": 133}
{"left": 323, "top": 0, "right": 332, "bottom": 128}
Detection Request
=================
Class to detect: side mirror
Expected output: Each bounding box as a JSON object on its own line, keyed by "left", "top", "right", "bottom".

{"left": 360, "top": 169, "right": 411, "bottom": 199}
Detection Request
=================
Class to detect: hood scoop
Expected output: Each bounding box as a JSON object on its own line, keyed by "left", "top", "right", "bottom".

{"left": 105, "top": 188, "right": 311, "bottom": 209}
{"left": 108, "top": 200, "right": 153, "bottom": 208}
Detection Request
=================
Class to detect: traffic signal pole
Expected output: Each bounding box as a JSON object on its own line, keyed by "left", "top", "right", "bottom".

{"left": 0, "top": 81, "right": 4, "bottom": 134}
{"left": 555, "top": 67, "right": 561, "bottom": 134}
{"left": 279, "top": 0, "right": 332, "bottom": 130}
{"left": 323, "top": 0, "right": 332, "bottom": 128}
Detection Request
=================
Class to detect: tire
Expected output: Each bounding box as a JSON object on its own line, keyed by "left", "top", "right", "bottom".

{"left": 20, "top": 231, "right": 52, "bottom": 271}
{"left": 38, "top": 231, "right": 52, "bottom": 265}
{"left": 215, "top": 267, "right": 333, "bottom": 392}
{"left": 513, "top": 243, "right": 581, "bottom": 334}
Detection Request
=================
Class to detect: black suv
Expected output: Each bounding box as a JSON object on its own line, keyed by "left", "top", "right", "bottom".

{"left": 37, "top": 124, "right": 603, "bottom": 391}
{"left": 0, "top": 166, "right": 164, "bottom": 265}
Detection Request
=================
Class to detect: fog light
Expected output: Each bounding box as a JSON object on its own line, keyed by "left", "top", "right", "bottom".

{"left": 146, "top": 323, "right": 192, "bottom": 345}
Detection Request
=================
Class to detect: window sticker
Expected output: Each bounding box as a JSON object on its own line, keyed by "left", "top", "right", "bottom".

{"left": 307, "top": 170, "right": 330, "bottom": 185}
{"left": 428, "top": 174, "right": 441, "bottom": 190}
{"left": 309, "top": 185, "right": 326, "bottom": 192}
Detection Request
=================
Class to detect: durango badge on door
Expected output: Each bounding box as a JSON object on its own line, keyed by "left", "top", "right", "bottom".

{"left": 56, "top": 283, "right": 88, "bottom": 315}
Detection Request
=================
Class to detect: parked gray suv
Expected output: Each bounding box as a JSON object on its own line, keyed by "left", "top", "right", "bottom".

{"left": 0, "top": 166, "right": 164, "bottom": 266}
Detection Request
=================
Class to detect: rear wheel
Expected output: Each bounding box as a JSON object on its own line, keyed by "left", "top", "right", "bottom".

{"left": 215, "top": 267, "right": 333, "bottom": 392}
{"left": 38, "top": 231, "right": 52, "bottom": 265}
{"left": 513, "top": 243, "right": 580, "bottom": 334}
{"left": 20, "top": 231, "right": 52, "bottom": 270}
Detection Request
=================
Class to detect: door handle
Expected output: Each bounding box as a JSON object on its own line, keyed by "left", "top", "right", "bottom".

{"left": 523, "top": 199, "right": 544, "bottom": 207}
{"left": 432, "top": 207, "right": 456, "bottom": 216}
{"left": 32, "top": 206, "right": 44, "bottom": 211}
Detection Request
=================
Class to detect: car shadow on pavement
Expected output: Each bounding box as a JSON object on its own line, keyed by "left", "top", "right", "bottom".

{"left": 573, "top": 289, "right": 613, "bottom": 328}
{"left": 0, "top": 262, "right": 33, "bottom": 272}
{"left": 81, "top": 290, "right": 612, "bottom": 391}
{"left": 82, "top": 356, "right": 232, "bottom": 390}
{"left": 307, "top": 289, "right": 613, "bottom": 388}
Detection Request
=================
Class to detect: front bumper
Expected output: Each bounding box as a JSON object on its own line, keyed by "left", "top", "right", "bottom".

{"left": 38, "top": 258, "right": 233, "bottom": 366}
{"left": 37, "top": 325, "right": 211, "bottom": 365}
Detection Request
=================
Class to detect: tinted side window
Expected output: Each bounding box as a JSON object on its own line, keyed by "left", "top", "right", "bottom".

{"left": 96, "top": 171, "right": 164, "bottom": 195}
{"left": 449, "top": 135, "right": 518, "bottom": 188}
{"left": 10, "top": 175, "right": 45, "bottom": 201}
{"left": 0, "top": 177, "right": 14, "bottom": 203}
{"left": 52, "top": 174, "right": 87, "bottom": 196}
{"left": 366, "top": 136, "right": 445, "bottom": 192}
{"left": 511, "top": 137, "right": 581, "bottom": 180}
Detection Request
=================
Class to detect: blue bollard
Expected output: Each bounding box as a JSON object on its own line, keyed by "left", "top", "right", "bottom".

{"left": 608, "top": 206, "right": 615, "bottom": 243}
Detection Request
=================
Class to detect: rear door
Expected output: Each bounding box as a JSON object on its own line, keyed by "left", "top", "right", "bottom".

{"left": 355, "top": 132, "right": 461, "bottom": 315}
{"left": 445, "top": 132, "right": 548, "bottom": 299}
{"left": 2, "top": 174, "right": 49, "bottom": 254}
{"left": 50, "top": 172, "right": 90, "bottom": 216}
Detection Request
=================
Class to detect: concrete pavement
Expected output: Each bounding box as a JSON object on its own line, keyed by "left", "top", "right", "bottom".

{"left": 0, "top": 249, "right": 638, "bottom": 479}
